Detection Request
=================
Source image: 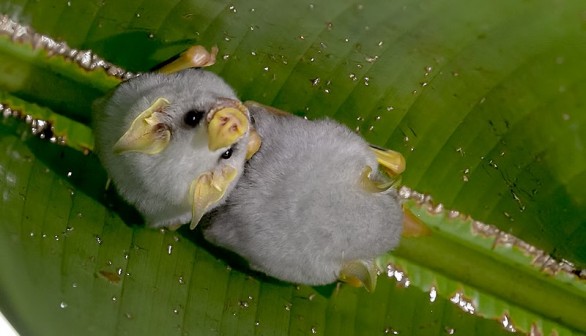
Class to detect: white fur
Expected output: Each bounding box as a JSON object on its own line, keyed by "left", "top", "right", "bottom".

{"left": 204, "top": 107, "right": 403, "bottom": 286}
{"left": 93, "top": 69, "right": 249, "bottom": 228}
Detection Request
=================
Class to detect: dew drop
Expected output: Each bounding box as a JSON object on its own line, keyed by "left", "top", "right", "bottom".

{"left": 311, "top": 77, "right": 320, "bottom": 86}
{"left": 429, "top": 286, "right": 437, "bottom": 303}
{"left": 60, "top": 301, "right": 68, "bottom": 309}
{"left": 284, "top": 303, "right": 292, "bottom": 311}
{"left": 255, "top": 321, "right": 260, "bottom": 326}
{"left": 308, "top": 294, "right": 316, "bottom": 301}
{"left": 112, "top": 296, "right": 117, "bottom": 302}
{"left": 445, "top": 327, "right": 455, "bottom": 334}
{"left": 167, "top": 244, "right": 173, "bottom": 255}
{"left": 310, "top": 326, "right": 317, "bottom": 334}
{"left": 94, "top": 235, "right": 102, "bottom": 245}
{"left": 223, "top": 54, "right": 230, "bottom": 60}
{"left": 365, "top": 55, "right": 378, "bottom": 63}
{"left": 228, "top": 5, "right": 237, "bottom": 13}
{"left": 501, "top": 314, "right": 516, "bottom": 333}
{"left": 135, "top": 13, "right": 141, "bottom": 18}
{"left": 67, "top": 1, "right": 71, "bottom": 6}
{"left": 263, "top": 66, "right": 269, "bottom": 71}
{"left": 67, "top": 171, "right": 72, "bottom": 178}
{"left": 178, "top": 276, "right": 185, "bottom": 284}
{"left": 173, "top": 307, "right": 179, "bottom": 314}
{"left": 239, "top": 300, "right": 249, "bottom": 308}
{"left": 72, "top": 282, "right": 78, "bottom": 288}
{"left": 125, "top": 313, "right": 133, "bottom": 319}
{"left": 450, "top": 292, "right": 476, "bottom": 314}
{"left": 251, "top": 51, "right": 256, "bottom": 56}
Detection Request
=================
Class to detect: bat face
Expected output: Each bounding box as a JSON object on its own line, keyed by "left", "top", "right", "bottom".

{"left": 93, "top": 69, "right": 252, "bottom": 229}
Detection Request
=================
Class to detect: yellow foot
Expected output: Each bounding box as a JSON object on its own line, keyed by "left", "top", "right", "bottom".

{"left": 157, "top": 45, "right": 218, "bottom": 74}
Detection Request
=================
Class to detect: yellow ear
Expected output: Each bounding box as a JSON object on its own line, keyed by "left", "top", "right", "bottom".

{"left": 369, "top": 146, "right": 406, "bottom": 177}
{"left": 189, "top": 165, "right": 238, "bottom": 229}
{"left": 339, "top": 259, "right": 378, "bottom": 292}
{"left": 113, "top": 97, "right": 171, "bottom": 155}
{"left": 245, "top": 129, "right": 262, "bottom": 160}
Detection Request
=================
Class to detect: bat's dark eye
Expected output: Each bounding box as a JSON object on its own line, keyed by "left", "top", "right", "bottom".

{"left": 183, "top": 110, "right": 204, "bottom": 127}
{"left": 221, "top": 148, "right": 233, "bottom": 160}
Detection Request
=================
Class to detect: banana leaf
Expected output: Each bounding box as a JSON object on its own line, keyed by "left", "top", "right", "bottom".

{"left": 0, "top": 0, "right": 585, "bottom": 335}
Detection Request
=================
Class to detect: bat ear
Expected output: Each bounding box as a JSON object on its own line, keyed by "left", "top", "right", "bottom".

{"left": 245, "top": 129, "right": 262, "bottom": 160}
{"left": 359, "top": 166, "right": 398, "bottom": 193}
{"left": 339, "top": 259, "right": 378, "bottom": 292}
{"left": 113, "top": 97, "right": 171, "bottom": 155}
{"left": 369, "top": 146, "right": 406, "bottom": 177}
{"left": 189, "top": 165, "right": 238, "bottom": 229}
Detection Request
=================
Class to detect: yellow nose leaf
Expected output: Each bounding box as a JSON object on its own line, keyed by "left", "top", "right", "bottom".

{"left": 207, "top": 107, "right": 249, "bottom": 151}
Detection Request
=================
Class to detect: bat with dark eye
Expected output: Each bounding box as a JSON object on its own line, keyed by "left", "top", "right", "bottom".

{"left": 92, "top": 69, "right": 260, "bottom": 229}
{"left": 203, "top": 104, "right": 405, "bottom": 291}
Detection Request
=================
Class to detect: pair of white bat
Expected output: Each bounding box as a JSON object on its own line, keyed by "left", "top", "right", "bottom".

{"left": 93, "top": 47, "right": 405, "bottom": 291}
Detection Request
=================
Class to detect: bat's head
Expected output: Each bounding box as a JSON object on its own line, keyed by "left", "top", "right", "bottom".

{"left": 94, "top": 69, "right": 259, "bottom": 228}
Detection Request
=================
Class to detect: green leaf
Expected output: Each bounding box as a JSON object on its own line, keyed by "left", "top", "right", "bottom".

{"left": 0, "top": 0, "right": 585, "bottom": 335}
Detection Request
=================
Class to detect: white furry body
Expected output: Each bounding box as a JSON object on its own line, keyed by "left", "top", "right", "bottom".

{"left": 93, "top": 70, "right": 248, "bottom": 227}
{"left": 204, "top": 107, "right": 403, "bottom": 286}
